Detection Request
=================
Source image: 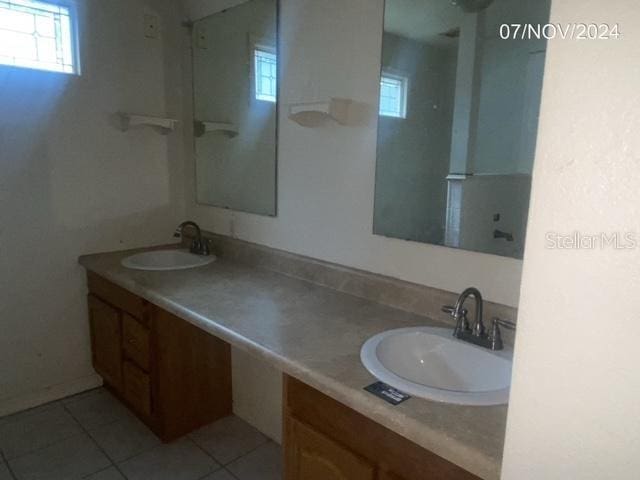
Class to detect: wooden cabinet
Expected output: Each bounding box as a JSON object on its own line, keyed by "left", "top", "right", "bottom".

{"left": 86, "top": 272, "right": 232, "bottom": 441}
{"left": 122, "top": 360, "right": 152, "bottom": 417}
{"left": 284, "top": 375, "right": 480, "bottom": 480}
{"left": 122, "top": 313, "right": 150, "bottom": 371}
{"left": 88, "top": 295, "right": 123, "bottom": 389}
{"left": 286, "top": 416, "right": 375, "bottom": 480}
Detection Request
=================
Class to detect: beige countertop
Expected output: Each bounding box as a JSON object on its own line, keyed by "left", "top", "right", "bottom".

{"left": 79, "top": 248, "right": 508, "bottom": 480}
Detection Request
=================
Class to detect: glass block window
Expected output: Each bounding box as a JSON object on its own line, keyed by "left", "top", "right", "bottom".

{"left": 379, "top": 72, "right": 407, "bottom": 118}
{"left": 254, "top": 47, "right": 277, "bottom": 103}
{"left": 0, "top": 0, "right": 78, "bottom": 74}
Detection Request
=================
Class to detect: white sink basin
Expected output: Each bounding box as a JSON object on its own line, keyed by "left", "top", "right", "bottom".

{"left": 360, "top": 327, "right": 512, "bottom": 406}
{"left": 122, "top": 249, "right": 215, "bottom": 271}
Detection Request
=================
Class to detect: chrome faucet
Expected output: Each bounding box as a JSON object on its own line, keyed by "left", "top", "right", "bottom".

{"left": 442, "top": 287, "right": 515, "bottom": 351}
{"left": 174, "top": 221, "right": 210, "bottom": 256}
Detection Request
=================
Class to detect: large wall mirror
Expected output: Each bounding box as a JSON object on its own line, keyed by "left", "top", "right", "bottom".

{"left": 192, "top": 0, "right": 278, "bottom": 216}
{"left": 373, "top": 0, "right": 550, "bottom": 259}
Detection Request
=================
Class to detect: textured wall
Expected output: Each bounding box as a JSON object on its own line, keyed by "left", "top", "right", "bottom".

{"left": 502, "top": 0, "right": 640, "bottom": 478}
{"left": 0, "top": 0, "right": 186, "bottom": 415}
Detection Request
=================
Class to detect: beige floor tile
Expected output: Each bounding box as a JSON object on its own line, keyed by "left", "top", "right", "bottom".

{"left": 199, "top": 469, "right": 236, "bottom": 480}
{"left": 83, "top": 466, "right": 125, "bottom": 480}
{"left": 0, "top": 403, "right": 83, "bottom": 459}
{"left": 0, "top": 462, "right": 13, "bottom": 480}
{"left": 189, "top": 415, "right": 268, "bottom": 465}
{"left": 64, "top": 389, "right": 132, "bottom": 430}
{"left": 227, "top": 442, "right": 282, "bottom": 480}
{"left": 8, "top": 433, "right": 110, "bottom": 480}
{"left": 88, "top": 414, "right": 160, "bottom": 462}
{"left": 118, "top": 438, "right": 220, "bottom": 480}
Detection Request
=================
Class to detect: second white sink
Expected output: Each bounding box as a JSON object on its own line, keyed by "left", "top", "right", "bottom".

{"left": 361, "top": 327, "right": 512, "bottom": 406}
{"left": 122, "top": 249, "right": 215, "bottom": 271}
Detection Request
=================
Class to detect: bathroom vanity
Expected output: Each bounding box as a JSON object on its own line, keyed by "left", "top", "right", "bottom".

{"left": 284, "top": 375, "right": 478, "bottom": 480}
{"left": 86, "top": 272, "right": 231, "bottom": 441}
{"left": 80, "top": 239, "right": 513, "bottom": 480}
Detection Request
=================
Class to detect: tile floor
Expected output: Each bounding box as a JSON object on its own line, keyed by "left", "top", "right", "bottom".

{"left": 0, "top": 388, "right": 282, "bottom": 480}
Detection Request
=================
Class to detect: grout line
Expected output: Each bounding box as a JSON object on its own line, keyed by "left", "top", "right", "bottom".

{"left": 106, "top": 440, "right": 160, "bottom": 465}
{"left": 0, "top": 402, "right": 91, "bottom": 462}
{"left": 3, "top": 431, "right": 86, "bottom": 463}
{"left": 186, "top": 418, "right": 269, "bottom": 468}
{"left": 222, "top": 466, "right": 242, "bottom": 480}
{"left": 1, "top": 450, "right": 19, "bottom": 480}
{"left": 187, "top": 437, "right": 226, "bottom": 472}
{"left": 80, "top": 464, "right": 116, "bottom": 479}
{"left": 81, "top": 416, "right": 161, "bottom": 465}
{"left": 62, "top": 402, "right": 129, "bottom": 480}
{"left": 221, "top": 439, "right": 270, "bottom": 467}
{"left": 193, "top": 465, "right": 241, "bottom": 480}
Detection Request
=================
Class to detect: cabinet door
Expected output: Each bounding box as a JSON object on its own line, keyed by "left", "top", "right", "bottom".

{"left": 285, "top": 417, "right": 375, "bottom": 480}
{"left": 88, "top": 295, "right": 122, "bottom": 389}
{"left": 379, "top": 471, "right": 406, "bottom": 480}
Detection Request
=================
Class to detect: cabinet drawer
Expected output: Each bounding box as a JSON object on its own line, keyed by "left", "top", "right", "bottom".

{"left": 123, "top": 361, "right": 152, "bottom": 417}
{"left": 123, "top": 313, "right": 150, "bottom": 371}
{"left": 87, "top": 272, "right": 149, "bottom": 325}
{"left": 88, "top": 295, "right": 122, "bottom": 389}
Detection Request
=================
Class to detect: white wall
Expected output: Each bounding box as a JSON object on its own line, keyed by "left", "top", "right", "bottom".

{"left": 188, "top": 0, "right": 523, "bottom": 308}
{"left": 502, "top": 1, "right": 640, "bottom": 478}
{"left": 0, "top": 0, "right": 186, "bottom": 415}
{"left": 231, "top": 349, "right": 283, "bottom": 444}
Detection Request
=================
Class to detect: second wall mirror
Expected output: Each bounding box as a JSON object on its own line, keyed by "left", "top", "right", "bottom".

{"left": 373, "top": 0, "right": 551, "bottom": 259}
{"left": 192, "top": 0, "right": 278, "bottom": 216}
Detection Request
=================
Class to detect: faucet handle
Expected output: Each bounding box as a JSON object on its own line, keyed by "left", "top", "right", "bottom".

{"left": 190, "top": 238, "right": 210, "bottom": 256}
{"left": 442, "top": 305, "right": 470, "bottom": 337}
{"left": 488, "top": 317, "right": 516, "bottom": 351}
{"left": 442, "top": 305, "right": 456, "bottom": 315}
{"left": 441, "top": 305, "right": 468, "bottom": 318}
{"left": 493, "top": 318, "right": 516, "bottom": 330}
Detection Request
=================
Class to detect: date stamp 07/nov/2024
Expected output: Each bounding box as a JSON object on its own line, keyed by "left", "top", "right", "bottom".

{"left": 499, "top": 23, "right": 621, "bottom": 40}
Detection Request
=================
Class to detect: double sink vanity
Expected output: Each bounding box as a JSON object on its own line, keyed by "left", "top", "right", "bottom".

{"left": 79, "top": 224, "right": 516, "bottom": 480}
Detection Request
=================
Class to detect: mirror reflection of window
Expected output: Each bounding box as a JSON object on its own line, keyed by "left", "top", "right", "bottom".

{"left": 254, "top": 47, "right": 277, "bottom": 103}
{"left": 373, "top": 0, "right": 551, "bottom": 259}
{"left": 192, "top": 0, "right": 278, "bottom": 217}
{"left": 379, "top": 72, "right": 408, "bottom": 118}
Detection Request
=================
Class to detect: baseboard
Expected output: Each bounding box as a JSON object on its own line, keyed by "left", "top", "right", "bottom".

{"left": 0, "top": 374, "right": 103, "bottom": 418}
